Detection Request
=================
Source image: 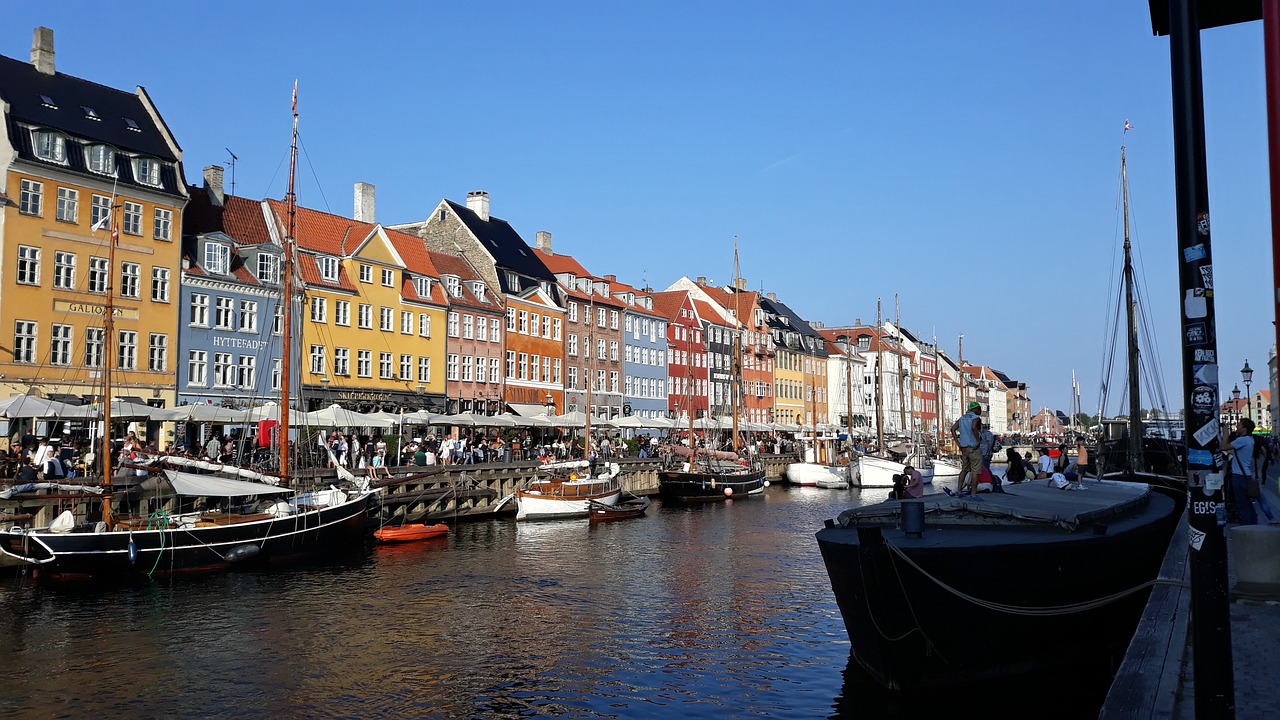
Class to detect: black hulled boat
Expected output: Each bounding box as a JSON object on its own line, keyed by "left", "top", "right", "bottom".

{"left": 658, "top": 445, "right": 765, "bottom": 502}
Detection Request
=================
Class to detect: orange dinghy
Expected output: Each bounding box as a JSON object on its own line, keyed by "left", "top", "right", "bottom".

{"left": 374, "top": 523, "right": 449, "bottom": 544}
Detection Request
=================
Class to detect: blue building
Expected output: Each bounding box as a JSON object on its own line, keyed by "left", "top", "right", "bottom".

{"left": 615, "top": 279, "right": 668, "bottom": 424}
{"left": 176, "top": 169, "right": 284, "bottom": 416}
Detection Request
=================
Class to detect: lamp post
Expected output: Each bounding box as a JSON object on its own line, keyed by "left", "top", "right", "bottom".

{"left": 545, "top": 392, "right": 555, "bottom": 417}
{"left": 1242, "top": 359, "right": 1254, "bottom": 425}
{"left": 1231, "top": 385, "right": 1242, "bottom": 428}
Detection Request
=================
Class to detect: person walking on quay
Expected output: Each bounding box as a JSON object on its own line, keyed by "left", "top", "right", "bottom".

{"left": 950, "top": 401, "right": 983, "bottom": 496}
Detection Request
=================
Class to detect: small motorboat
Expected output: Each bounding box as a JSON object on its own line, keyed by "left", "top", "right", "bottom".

{"left": 587, "top": 496, "right": 651, "bottom": 523}
{"left": 374, "top": 522, "right": 449, "bottom": 544}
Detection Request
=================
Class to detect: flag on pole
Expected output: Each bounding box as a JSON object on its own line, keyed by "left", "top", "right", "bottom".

{"left": 292, "top": 80, "right": 298, "bottom": 117}
{"left": 111, "top": 226, "right": 118, "bottom": 245}
{"left": 1124, "top": 119, "right": 1133, "bottom": 133}
{"left": 91, "top": 214, "right": 110, "bottom": 232}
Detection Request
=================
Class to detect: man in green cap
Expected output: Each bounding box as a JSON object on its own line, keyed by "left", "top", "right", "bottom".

{"left": 950, "top": 401, "right": 984, "bottom": 496}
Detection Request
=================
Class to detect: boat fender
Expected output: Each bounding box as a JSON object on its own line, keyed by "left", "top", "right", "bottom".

{"left": 127, "top": 538, "right": 138, "bottom": 565}
{"left": 763, "top": 480, "right": 770, "bottom": 488}
{"left": 724, "top": 487, "right": 733, "bottom": 497}
{"left": 225, "top": 544, "right": 261, "bottom": 564}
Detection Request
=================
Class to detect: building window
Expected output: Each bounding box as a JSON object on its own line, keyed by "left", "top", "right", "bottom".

{"left": 380, "top": 352, "right": 393, "bottom": 379}
{"left": 381, "top": 268, "right": 394, "bottom": 286}
{"left": 402, "top": 311, "right": 414, "bottom": 335}
{"left": 310, "top": 345, "right": 326, "bottom": 375}
{"left": 530, "top": 355, "right": 540, "bottom": 383}
{"left": 120, "top": 262, "right": 140, "bottom": 298}
{"left": 33, "top": 131, "right": 66, "bottom": 163}
{"left": 273, "top": 305, "right": 283, "bottom": 335}
{"left": 134, "top": 157, "right": 161, "bottom": 186}
{"left": 462, "top": 314, "right": 474, "bottom": 339}
{"left": 530, "top": 313, "right": 540, "bottom": 336}
{"left": 491, "top": 322, "right": 501, "bottom": 343}
{"left": 518, "top": 310, "right": 528, "bottom": 334}
{"left": 149, "top": 334, "right": 168, "bottom": 372}
{"left": 476, "top": 316, "right": 488, "bottom": 341}
{"left": 490, "top": 357, "right": 501, "bottom": 383}
{"left": 445, "top": 276, "right": 462, "bottom": 297}
{"left": 118, "top": 330, "right": 138, "bottom": 370}
{"left": 518, "top": 353, "right": 528, "bottom": 380}
{"left": 189, "top": 293, "right": 209, "bottom": 326}
{"left": 17, "top": 246, "right": 41, "bottom": 285}
{"left": 91, "top": 195, "right": 111, "bottom": 230}
{"left": 311, "top": 296, "right": 327, "bottom": 323}
{"left": 55, "top": 187, "right": 78, "bottom": 223}
{"left": 359, "top": 264, "right": 372, "bottom": 283}
{"left": 380, "top": 307, "right": 393, "bottom": 332}
{"left": 542, "top": 315, "right": 551, "bottom": 338}
{"left": 334, "top": 348, "right": 350, "bottom": 376}
{"left": 358, "top": 304, "right": 371, "bottom": 329}
{"left": 475, "top": 356, "right": 488, "bottom": 383}
{"left": 419, "top": 313, "right": 431, "bottom": 337}
{"left": 446, "top": 354, "right": 459, "bottom": 381}
{"left": 205, "top": 242, "right": 230, "bottom": 274}
{"left": 335, "top": 300, "right": 350, "bottom": 326}
{"left": 239, "top": 300, "right": 258, "bottom": 332}
{"left": 543, "top": 357, "right": 551, "bottom": 384}
{"left": 213, "top": 352, "right": 233, "bottom": 386}
{"left": 610, "top": 341, "right": 619, "bottom": 361}
{"left": 472, "top": 281, "right": 487, "bottom": 301}
{"left": 461, "top": 355, "right": 473, "bottom": 382}
{"left": 256, "top": 254, "right": 278, "bottom": 283}
{"left": 400, "top": 354, "right": 412, "bottom": 380}
{"left": 153, "top": 208, "right": 172, "bottom": 241}
{"left": 597, "top": 339, "right": 607, "bottom": 360}
{"left": 84, "top": 328, "right": 104, "bottom": 368}
{"left": 418, "top": 357, "right": 431, "bottom": 384}
{"left": 188, "top": 350, "right": 207, "bottom": 386}
{"left": 88, "top": 145, "right": 115, "bottom": 175}
{"left": 53, "top": 251, "right": 76, "bottom": 289}
{"left": 447, "top": 312, "right": 460, "bottom": 337}
{"left": 122, "top": 201, "right": 143, "bottom": 236}
{"left": 568, "top": 366, "right": 578, "bottom": 390}
{"left": 234, "top": 356, "right": 254, "bottom": 388}
{"left": 597, "top": 308, "right": 606, "bottom": 327}
{"left": 568, "top": 302, "right": 578, "bottom": 323}
{"left": 317, "top": 256, "right": 339, "bottom": 282}
{"left": 214, "top": 296, "right": 234, "bottom": 329}
{"left": 505, "top": 271, "right": 519, "bottom": 289}
{"left": 506, "top": 350, "right": 516, "bottom": 379}
{"left": 151, "top": 267, "right": 170, "bottom": 302}
{"left": 568, "top": 334, "right": 578, "bottom": 356}
{"left": 553, "top": 358, "right": 561, "bottom": 384}
{"left": 271, "top": 359, "right": 282, "bottom": 391}
{"left": 357, "top": 350, "right": 371, "bottom": 378}
{"left": 610, "top": 310, "right": 619, "bottom": 330}
{"left": 413, "top": 277, "right": 431, "bottom": 298}
{"left": 49, "top": 324, "right": 72, "bottom": 366}
{"left": 507, "top": 307, "right": 516, "bottom": 331}
{"left": 554, "top": 318, "right": 562, "bottom": 341}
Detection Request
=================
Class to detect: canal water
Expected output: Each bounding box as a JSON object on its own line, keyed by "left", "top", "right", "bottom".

{"left": 0, "top": 485, "right": 1114, "bottom": 719}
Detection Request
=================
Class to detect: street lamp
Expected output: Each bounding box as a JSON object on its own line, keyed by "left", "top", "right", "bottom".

{"left": 1242, "top": 360, "right": 1254, "bottom": 425}
{"left": 544, "top": 392, "right": 555, "bottom": 416}
{"left": 1232, "top": 385, "right": 1241, "bottom": 428}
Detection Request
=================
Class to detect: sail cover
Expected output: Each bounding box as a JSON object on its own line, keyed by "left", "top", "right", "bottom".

{"left": 163, "top": 470, "right": 294, "bottom": 497}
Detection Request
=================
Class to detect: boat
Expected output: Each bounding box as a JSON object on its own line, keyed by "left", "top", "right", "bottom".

{"left": 515, "top": 459, "right": 622, "bottom": 521}
{"left": 786, "top": 336, "right": 857, "bottom": 489}
{"left": 374, "top": 522, "right": 449, "bottom": 543}
{"left": 658, "top": 243, "right": 766, "bottom": 503}
{"left": 587, "top": 495, "right": 651, "bottom": 522}
{"left": 786, "top": 461, "right": 851, "bottom": 488}
{"left": 0, "top": 85, "right": 376, "bottom": 581}
{"left": 930, "top": 458, "right": 961, "bottom": 486}
{"left": 815, "top": 479, "right": 1181, "bottom": 692}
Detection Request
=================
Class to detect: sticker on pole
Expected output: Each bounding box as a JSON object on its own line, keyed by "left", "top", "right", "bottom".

{"left": 1189, "top": 526, "right": 1206, "bottom": 552}
{"left": 1192, "top": 363, "right": 1218, "bottom": 385}
{"left": 1192, "top": 418, "right": 1220, "bottom": 447}
{"left": 1205, "top": 471, "right": 1225, "bottom": 492}
{"left": 1186, "top": 322, "right": 1208, "bottom": 345}
{"left": 1183, "top": 244, "right": 1207, "bottom": 262}
{"left": 1184, "top": 289, "right": 1208, "bottom": 319}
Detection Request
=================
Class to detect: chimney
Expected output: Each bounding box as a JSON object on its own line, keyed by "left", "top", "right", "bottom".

{"left": 604, "top": 274, "right": 616, "bottom": 283}
{"left": 354, "top": 182, "right": 375, "bottom": 222}
{"left": 766, "top": 292, "right": 777, "bottom": 301}
{"left": 30, "top": 27, "right": 55, "bottom": 76}
{"left": 696, "top": 276, "right": 707, "bottom": 286}
{"left": 466, "top": 190, "right": 490, "bottom": 221}
{"left": 855, "top": 317, "right": 861, "bottom": 326}
{"left": 734, "top": 277, "right": 747, "bottom": 291}
{"left": 536, "top": 231, "right": 552, "bottom": 254}
{"left": 812, "top": 321, "right": 824, "bottom": 329}
{"left": 203, "top": 165, "right": 225, "bottom": 207}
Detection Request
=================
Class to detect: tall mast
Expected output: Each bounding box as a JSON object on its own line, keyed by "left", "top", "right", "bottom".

{"left": 844, "top": 340, "right": 854, "bottom": 446}
{"left": 894, "top": 295, "right": 907, "bottom": 434}
{"left": 731, "top": 238, "right": 741, "bottom": 453}
{"left": 875, "top": 299, "right": 884, "bottom": 454}
{"left": 934, "top": 334, "right": 944, "bottom": 453}
{"left": 100, "top": 205, "right": 118, "bottom": 528}
{"left": 279, "top": 82, "right": 299, "bottom": 478}
{"left": 1121, "top": 143, "right": 1144, "bottom": 472}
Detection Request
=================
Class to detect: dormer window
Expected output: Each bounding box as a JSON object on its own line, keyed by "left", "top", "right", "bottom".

{"left": 256, "top": 254, "right": 279, "bottom": 284}
{"left": 124, "top": 117, "right": 141, "bottom": 132}
{"left": 134, "top": 157, "right": 161, "bottom": 186}
{"left": 39, "top": 94, "right": 57, "bottom": 109}
{"left": 471, "top": 281, "right": 487, "bottom": 302}
{"left": 82, "top": 106, "right": 100, "bottom": 121}
{"left": 540, "top": 281, "right": 551, "bottom": 294}
{"left": 317, "top": 256, "right": 339, "bottom": 282}
{"left": 413, "top": 277, "right": 432, "bottom": 298}
{"left": 33, "top": 130, "right": 67, "bottom": 163}
{"left": 505, "top": 271, "right": 519, "bottom": 289}
{"left": 204, "top": 242, "right": 230, "bottom": 275}
{"left": 445, "top": 276, "right": 462, "bottom": 297}
{"left": 87, "top": 145, "right": 115, "bottom": 175}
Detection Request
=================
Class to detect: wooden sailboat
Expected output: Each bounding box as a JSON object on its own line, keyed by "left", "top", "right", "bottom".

{"left": 1, "top": 84, "right": 377, "bottom": 581}
{"left": 657, "top": 242, "right": 765, "bottom": 502}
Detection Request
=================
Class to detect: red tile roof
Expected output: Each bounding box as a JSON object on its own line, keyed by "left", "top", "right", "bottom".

{"left": 297, "top": 251, "right": 356, "bottom": 292}
{"left": 692, "top": 299, "right": 730, "bottom": 327}
{"left": 222, "top": 195, "right": 274, "bottom": 245}
{"left": 264, "top": 199, "right": 375, "bottom": 256}
{"left": 650, "top": 290, "right": 692, "bottom": 322}
{"left": 426, "top": 250, "right": 504, "bottom": 312}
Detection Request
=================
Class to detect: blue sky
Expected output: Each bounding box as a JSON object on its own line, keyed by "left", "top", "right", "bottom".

{"left": 4, "top": 2, "right": 1273, "bottom": 417}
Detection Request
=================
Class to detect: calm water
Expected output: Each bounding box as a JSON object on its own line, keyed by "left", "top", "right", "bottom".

{"left": 0, "top": 485, "right": 1111, "bottom": 719}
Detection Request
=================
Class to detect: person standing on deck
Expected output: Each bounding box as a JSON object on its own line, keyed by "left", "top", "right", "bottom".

{"left": 950, "top": 402, "right": 983, "bottom": 496}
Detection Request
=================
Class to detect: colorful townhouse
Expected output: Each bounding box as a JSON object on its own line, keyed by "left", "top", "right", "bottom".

{"left": 394, "top": 192, "right": 564, "bottom": 416}
{"left": 608, "top": 277, "right": 668, "bottom": 424}
{"left": 830, "top": 323, "right": 912, "bottom": 436}
{"left": 265, "top": 184, "right": 448, "bottom": 412}
{"left": 695, "top": 279, "right": 774, "bottom": 426}
{"left": 0, "top": 28, "right": 188, "bottom": 410}
{"left": 178, "top": 168, "right": 284, "bottom": 411}
{"left": 651, "top": 290, "right": 708, "bottom": 422}
{"left": 425, "top": 249, "right": 506, "bottom": 415}
{"left": 758, "top": 292, "right": 827, "bottom": 427}
{"left": 533, "top": 238, "right": 626, "bottom": 420}
{"left": 819, "top": 331, "right": 870, "bottom": 432}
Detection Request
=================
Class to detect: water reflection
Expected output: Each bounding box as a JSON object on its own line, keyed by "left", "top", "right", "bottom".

{"left": 0, "top": 485, "right": 1110, "bottom": 719}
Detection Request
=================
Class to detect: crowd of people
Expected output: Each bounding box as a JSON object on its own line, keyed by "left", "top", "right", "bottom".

{"left": 4, "top": 430, "right": 83, "bottom": 481}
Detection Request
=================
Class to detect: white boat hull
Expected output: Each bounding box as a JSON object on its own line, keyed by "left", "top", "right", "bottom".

{"left": 515, "top": 464, "right": 623, "bottom": 521}
{"left": 855, "top": 455, "right": 935, "bottom": 488}
{"left": 785, "top": 463, "right": 851, "bottom": 488}
{"left": 932, "top": 459, "right": 962, "bottom": 485}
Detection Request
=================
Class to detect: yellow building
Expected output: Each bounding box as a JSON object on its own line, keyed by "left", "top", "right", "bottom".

{"left": 0, "top": 28, "right": 187, "bottom": 410}
{"left": 267, "top": 196, "right": 448, "bottom": 412}
{"left": 772, "top": 347, "right": 807, "bottom": 426}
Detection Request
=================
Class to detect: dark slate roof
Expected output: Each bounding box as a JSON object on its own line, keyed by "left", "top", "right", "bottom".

{"left": 758, "top": 295, "right": 828, "bottom": 358}
{"left": 446, "top": 200, "right": 555, "bottom": 293}
{"left": 0, "top": 53, "right": 183, "bottom": 195}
